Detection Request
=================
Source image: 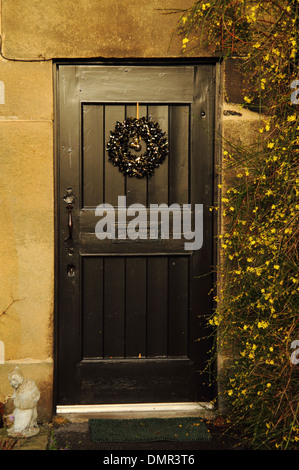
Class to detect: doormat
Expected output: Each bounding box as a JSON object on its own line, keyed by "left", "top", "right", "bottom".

{"left": 89, "top": 418, "right": 211, "bottom": 442}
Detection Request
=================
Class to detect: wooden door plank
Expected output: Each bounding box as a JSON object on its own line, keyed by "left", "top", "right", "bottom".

{"left": 78, "top": 358, "right": 196, "bottom": 404}
{"left": 146, "top": 256, "right": 168, "bottom": 357}
{"left": 79, "top": 66, "right": 195, "bottom": 103}
{"left": 82, "top": 257, "right": 104, "bottom": 358}
{"left": 125, "top": 104, "right": 148, "bottom": 207}
{"left": 168, "top": 256, "right": 189, "bottom": 357}
{"left": 147, "top": 105, "right": 169, "bottom": 205}
{"left": 189, "top": 66, "right": 215, "bottom": 398}
{"left": 57, "top": 66, "right": 82, "bottom": 401}
{"left": 104, "top": 106, "right": 126, "bottom": 206}
{"left": 169, "top": 105, "right": 190, "bottom": 205}
{"left": 125, "top": 257, "right": 147, "bottom": 358}
{"left": 104, "top": 257, "right": 125, "bottom": 358}
{"left": 82, "top": 105, "right": 104, "bottom": 207}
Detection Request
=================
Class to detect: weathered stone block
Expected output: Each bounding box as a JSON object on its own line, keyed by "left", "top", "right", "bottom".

{"left": 224, "top": 58, "right": 246, "bottom": 105}
{"left": 2, "top": 0, "right": 193, "bottom": 59}
{"left": 0, "top": 60, "right": 53, "bottom": 120}
{"left": 223, "top": 117, "right": 262, "bottom": 149}
{"left": 0, "top": 122, "right": 54, "bottom": 361}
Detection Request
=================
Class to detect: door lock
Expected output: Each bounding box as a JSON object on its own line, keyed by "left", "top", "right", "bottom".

{"left": 67, "top": 265, "right": 76, "bottom": 277}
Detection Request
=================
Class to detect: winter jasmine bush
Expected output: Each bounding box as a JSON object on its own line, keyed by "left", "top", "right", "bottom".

{"left": 178, "top": 0, "right": 299, "bottom": 449}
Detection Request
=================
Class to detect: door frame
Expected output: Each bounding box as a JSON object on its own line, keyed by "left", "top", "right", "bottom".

{"left": 52, "top": 58, "right": 222, "bottom": 412}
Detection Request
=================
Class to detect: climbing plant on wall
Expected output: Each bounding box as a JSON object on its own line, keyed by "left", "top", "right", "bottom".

{"left": 178, "top": 0, "right": 299, "bottom": 450}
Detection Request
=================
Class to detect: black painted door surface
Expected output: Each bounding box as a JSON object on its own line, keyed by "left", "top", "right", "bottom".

{"left": 56, "top": 64, "right": 215, "bottom": 405}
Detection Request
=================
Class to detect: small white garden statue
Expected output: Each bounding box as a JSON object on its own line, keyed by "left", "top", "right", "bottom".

{"left": 7, "top": 367, "right": 40, "bottom": 438}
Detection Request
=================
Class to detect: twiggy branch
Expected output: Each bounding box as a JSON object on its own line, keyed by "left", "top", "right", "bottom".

{"left": 0, "top": 297, "right": 25, "bottom": 318}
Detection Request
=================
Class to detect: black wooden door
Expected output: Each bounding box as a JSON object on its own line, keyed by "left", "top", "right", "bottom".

{"left": 56, "top": 64, "right": 215, "bottom": 405}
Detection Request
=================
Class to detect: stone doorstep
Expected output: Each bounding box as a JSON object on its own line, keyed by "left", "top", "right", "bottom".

{"left": 0, "top": 405, "right": 216, "bottom": 451}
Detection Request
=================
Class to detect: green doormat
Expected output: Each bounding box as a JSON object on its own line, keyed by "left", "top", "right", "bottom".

{"left": 89, "top": 418, "right": 211, "bottom": 442}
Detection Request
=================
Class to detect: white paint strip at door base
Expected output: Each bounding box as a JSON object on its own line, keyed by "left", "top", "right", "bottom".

{"left": 56, "top": 402, "right": 214, "bottom": 415}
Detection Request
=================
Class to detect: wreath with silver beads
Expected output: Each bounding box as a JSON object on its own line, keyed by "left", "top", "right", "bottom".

{"left": 106, "top": 116, "right": 169, "bottom": 178}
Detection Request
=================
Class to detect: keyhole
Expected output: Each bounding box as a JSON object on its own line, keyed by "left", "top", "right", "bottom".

{"left": 67, "top": 265, "right": 76, "bottom": 277}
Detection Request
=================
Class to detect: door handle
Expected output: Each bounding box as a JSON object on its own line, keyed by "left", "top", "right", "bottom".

{"left": 63, "top": 188, "right": 76, "bottom": 240}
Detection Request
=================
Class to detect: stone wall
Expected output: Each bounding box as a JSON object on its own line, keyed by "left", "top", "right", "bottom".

{"left": 0, "top": 1, "right": 261, "bottom": 420}
{"left": 0, "top": 56, "right": 54, "bottom": 419}
{"left": 216, "top": 58, "right": 263, "bottom": 410}
{"left": 1, "top": 0, "right": 196, "bottom": 60}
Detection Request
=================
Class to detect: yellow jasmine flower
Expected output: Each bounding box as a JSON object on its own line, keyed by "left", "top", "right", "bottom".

{"left": 258, "top": 321, "right": 269, "bottom": 329}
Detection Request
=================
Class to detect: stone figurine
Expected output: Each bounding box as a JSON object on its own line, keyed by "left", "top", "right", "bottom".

{"left": 7, "top": 367, "right": 40, "bottom": 438}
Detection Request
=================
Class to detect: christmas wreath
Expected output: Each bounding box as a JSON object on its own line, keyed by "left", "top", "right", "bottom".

{"left": 106, "top": 116, "right": 169, "bottom": 178}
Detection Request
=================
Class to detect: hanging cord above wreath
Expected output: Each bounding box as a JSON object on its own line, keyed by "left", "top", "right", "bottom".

{"left": 106, "top": 103, "right": 169, "bottom": 178}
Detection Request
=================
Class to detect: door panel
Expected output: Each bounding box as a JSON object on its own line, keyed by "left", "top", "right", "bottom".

{"left": 82, "top": 103, "right": 190, "bottom": 208}
{"left": 56, "top": 64, "right": 215, "bottom": 405}
{"left": 81, "top": 255, "right": 190, "bottom": 361}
